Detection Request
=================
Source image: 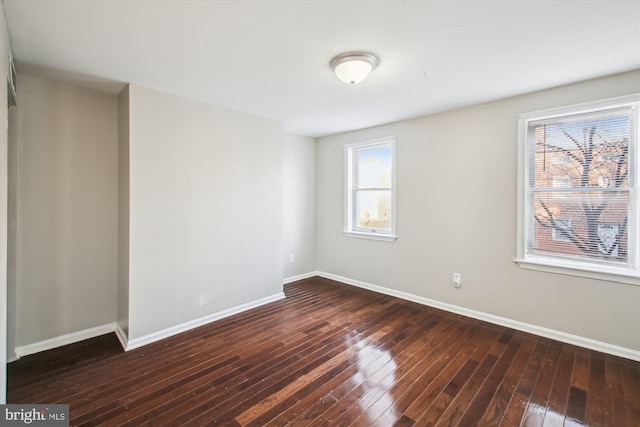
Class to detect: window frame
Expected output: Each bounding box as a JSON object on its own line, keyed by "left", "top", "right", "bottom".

{"left": 515, "top": 94, "right": 640, "bottom": 286}
{"left": 344, "top": 136, "right": 397, "bottom": 242}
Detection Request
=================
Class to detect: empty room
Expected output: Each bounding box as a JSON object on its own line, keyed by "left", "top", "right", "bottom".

{"left": 0, "top": 1, "right": 639, "bottom": 426}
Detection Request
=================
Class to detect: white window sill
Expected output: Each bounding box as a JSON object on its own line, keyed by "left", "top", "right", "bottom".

{"left": 343, "top": 231, "right": 397, "bottom": 242}
{"left": 514, "top": 257, "right": 640, "bottom": 286}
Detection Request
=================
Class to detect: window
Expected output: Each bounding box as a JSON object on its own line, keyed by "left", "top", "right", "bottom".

{"left": 344, "top": 136, "right": 397, "bottom": 241}
{"left": 516, "top": 94, "right": 639, "bottom": 285}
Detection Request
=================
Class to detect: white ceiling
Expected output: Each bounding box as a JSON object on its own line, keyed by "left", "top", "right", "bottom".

{"left": 4, "top": 0, "right": 640, "bottom": 137}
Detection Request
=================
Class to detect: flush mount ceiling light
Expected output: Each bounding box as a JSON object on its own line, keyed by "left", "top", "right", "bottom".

{"left": 330, "top": 52, "right": 379, "bottom": 85}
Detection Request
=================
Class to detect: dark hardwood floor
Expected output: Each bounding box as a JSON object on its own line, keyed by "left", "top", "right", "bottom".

{"left": 8, "top": 277, "right": 640, "bottom": 426}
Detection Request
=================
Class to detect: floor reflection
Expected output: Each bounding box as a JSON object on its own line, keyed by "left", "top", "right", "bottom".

{"left": 347, "top": 335, "right": 399, "bottom": 423}
{"left": 522, "top": 403, "right": 585, "bottom": 427}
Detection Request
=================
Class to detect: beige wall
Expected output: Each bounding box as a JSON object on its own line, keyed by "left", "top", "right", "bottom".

{"left": 127, "top": 84, "right": 284, "bottom": 340}
{"left": 6, "top": 77, "right": 288, "bottom": 351}
{"left": 316, "top": 70, "right": 640, "bottom": 352}
{"left": 0, "top": 0, "right": 11, "bottom": 403}
{"left": 283, "top": 133, "right": 315, "bottom": 279}
{"left": 117, "top": 85, "right": 130, "bottom": 337}
{"left": 12, "top": 74, "right": 118, "bottom": 348}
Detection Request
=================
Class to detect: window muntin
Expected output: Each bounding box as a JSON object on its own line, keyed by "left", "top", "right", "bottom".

{"left": 345, "top": 137, "right": 396, "bottom": 241}
{"left": 517, "top": 95, "right": 639, "bottom": 284}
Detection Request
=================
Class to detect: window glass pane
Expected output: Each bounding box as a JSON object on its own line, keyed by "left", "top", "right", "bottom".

{"left": 529, "top": 110, "right": 631, "bottom": 190}
{"left": 529, "top": 191, "right": 629, "bottom": 264}
{"left": 355, "top": 190, "right": 391, "bottom": 231}
{"left": 356, "top": 146, "right": 392, "bottom": 189}
{"left": 551, "top": 218, "right": 572, "bottom": 242}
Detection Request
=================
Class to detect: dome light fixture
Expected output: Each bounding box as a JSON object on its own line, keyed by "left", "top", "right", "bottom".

{"left": 330, "top": 51, "right": 379, "bottom": 85}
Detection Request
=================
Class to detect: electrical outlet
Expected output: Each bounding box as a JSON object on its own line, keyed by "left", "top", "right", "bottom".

{"left": 289, "top": 254, "right": 295, "bottom": 263}
{"left": 452, "top": 273, "right": 462, "bottom": 288}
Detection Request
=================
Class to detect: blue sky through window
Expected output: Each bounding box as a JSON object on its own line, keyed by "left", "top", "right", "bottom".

{"left": 357, "top": 146, "right": 392, "bottom": 189}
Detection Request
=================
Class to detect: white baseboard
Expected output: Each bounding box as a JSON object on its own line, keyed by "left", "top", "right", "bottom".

{"left": 283, "top": 271, "right": 320, "bottom": 285}
{"left": 114, "top": 322, "right": 128, "bottom": 350}
{"left": 13, "top": 293, "right": 286, "bottom": 356}
{"left": 14, "top": 323, "right": 117, "bottom": 359}
{"left": 317, "top": 271, "right": 640, "bottom": 362}
{"left": 124, "top": 292, "right": 286, "bottom": 351}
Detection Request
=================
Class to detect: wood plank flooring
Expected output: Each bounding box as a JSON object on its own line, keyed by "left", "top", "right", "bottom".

{"left": 8, "top": 277, "right": 640, "bottom": 426}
